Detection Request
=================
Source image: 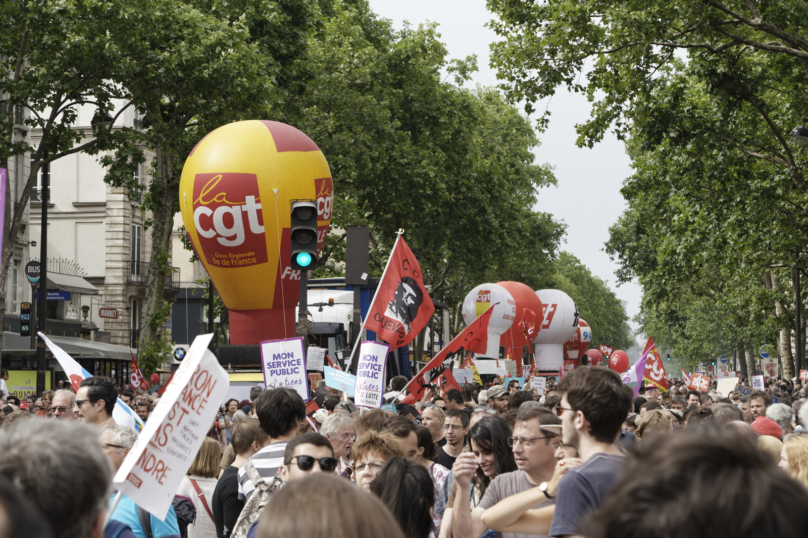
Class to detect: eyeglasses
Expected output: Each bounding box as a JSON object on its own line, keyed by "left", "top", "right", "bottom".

{"left": 555, "top": 406, "right": 574, "bottom": 417}
{"left": 507, "top": 436, "right": 554, "bottom": 448}
{"left": 34, "top": 405, "right": 43, "bottom": 410}
{"left": 287, "top": 455, "right": 339, "bottom": 473}
{"left": 102, "top": 443, "right": 127, "bottom": 450}
{"left": 355, "top": 461, "right": 385, "bottom": 474}
{"left": 337, "top": 432, "right": 356, "bottom": 441}
{"left": 52, "top": 406, "right": 70, "bottom": 413}
{"left": 75, "top": 399, "right": 91, "bottom": 407}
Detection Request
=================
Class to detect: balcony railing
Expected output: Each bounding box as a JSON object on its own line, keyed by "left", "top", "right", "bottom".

{"left": 126, "top": 261, "right": 180, "bottom": 290}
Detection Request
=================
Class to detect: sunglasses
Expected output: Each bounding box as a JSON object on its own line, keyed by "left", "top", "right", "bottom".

{"left": 555, "top": 406, "right": 574, "bottom": 417}
{"left": 287, "top": 455, "right": 339, "bottom": 473}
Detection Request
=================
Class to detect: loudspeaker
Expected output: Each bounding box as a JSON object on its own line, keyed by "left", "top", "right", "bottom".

{"left": 345, "top": 226, "right": 370, "bottom": 285}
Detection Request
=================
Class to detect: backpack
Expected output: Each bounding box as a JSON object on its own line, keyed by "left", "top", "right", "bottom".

{"left": 231, "top": 459, "right": 283, "bottom": 538}
{"left": 137, "top": 495, "right": 197, "bottom": 538}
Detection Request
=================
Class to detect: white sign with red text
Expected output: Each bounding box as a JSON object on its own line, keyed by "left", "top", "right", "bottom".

{"left": 113, "top": 333, "right": 228, "bottom": 519}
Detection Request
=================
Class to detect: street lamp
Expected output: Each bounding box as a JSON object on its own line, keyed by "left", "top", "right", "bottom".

{"left": 790, "top": 120, "right": 808, "bottom": 145}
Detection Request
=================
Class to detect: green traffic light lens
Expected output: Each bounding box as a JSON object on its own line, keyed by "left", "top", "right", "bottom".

{"left": 296, "top": 252, "right": 313, "bottom": 267}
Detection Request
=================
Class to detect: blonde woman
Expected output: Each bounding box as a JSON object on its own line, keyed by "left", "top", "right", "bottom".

{"left": 780, "top": 434, "right": 808, "bottom": 488}
{"left": 177, "top": 438, "right": 222, "bottom": 538}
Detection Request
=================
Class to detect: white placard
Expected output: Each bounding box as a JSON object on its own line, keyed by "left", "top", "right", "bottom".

{"left": 752, "top": 375, "right": 765, "bottom": 390}
{"left": 261, "top": 337, "right": 309, "bottom": 401}
{"left": 716, "top": 377, "right": 739, "bottom": 397}
{"left": 113, "top": 334, "right": 228, "bottom": 519}
{"left": 531, "top": 376, "right": 547, "bottom": 396}
{"left": 453, "top": 368, "right": 473, "bottom": 384}
{"left": 307, "top": 346, "right": 326, "bottom": 372}
{"left": 355, "top": 341, "right": 389, "bottom": 408}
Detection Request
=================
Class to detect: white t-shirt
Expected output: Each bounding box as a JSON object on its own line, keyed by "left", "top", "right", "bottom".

{"left": 0, "top": 378, "right": 8, "bottom": 399}
{"left": 176, "top": 475, "right": 218, "bottom": 538}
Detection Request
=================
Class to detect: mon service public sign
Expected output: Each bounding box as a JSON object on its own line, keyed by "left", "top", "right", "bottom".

{"left": 260, "top": 336, "right": 309, "bottom": 401}
{"left": 354, "top": 341, "right": 389, "bottom": 408}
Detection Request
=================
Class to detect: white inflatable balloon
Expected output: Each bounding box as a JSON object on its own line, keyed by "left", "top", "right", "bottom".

{"left": 462, "top": 283, "right": 516, "bottom": 358}
{"left": 532, "top": 289, "right": 578, "bottom": 371}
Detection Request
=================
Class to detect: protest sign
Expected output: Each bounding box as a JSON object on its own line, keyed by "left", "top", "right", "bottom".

{"left": 800, "top": 369, "right": 808, "bottom": 383}
{"left": 762, "top": 358, "right": 778, "bottom": 379}
{"left": 772, "top": 396, "right": 780, "bottom": 404}
{"left": 737, "top": 385, "right": 753, "bottom": 398}
{"left": 531, "top": 376, "right": 547, "bottom": 396}
{"left": 504, "top": 360, "right": 517, "bottom": 377}
{"left": 453, "top": 368, "right": 473, "bottom": 385}
{"left": 716, "top": 377, "right": 739, "bottom": 397}
{"left": 307, "top": 346, "right": 326, "bottom": 371}
{"left": 260, "top": 337, "right": 308, "bottom": 401}
{"left": 355, "top": 341, "right": 389, "bottom": 408}
{"left": 113, "top": 334, "right": 228, "bottom": 519}
{"left": 381, "top": 403, "right": 398, "bottom": 415}
{"left": 752, "top": 375, "right": 765, "bottom": 391}
{"left": 505, "top": 377, "right": 525, "bottom": 389}
{"left": 688, "top": 374, "right": 711, "bottom": 391}
{"left": 324, "top": 366, "right": 356, "bottom": 396}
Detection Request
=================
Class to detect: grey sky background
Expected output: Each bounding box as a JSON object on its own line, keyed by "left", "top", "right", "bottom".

{"left": 368, "top": 0, "right": 645, "bottom": 348}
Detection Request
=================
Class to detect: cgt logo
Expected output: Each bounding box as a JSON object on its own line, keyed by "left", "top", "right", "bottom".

{"left": 192, "top": 173, "right": 268, "bottom": 268}
{"left": 315, "top": 177, "right": 333, "bottom": 222}
{"left": 541, "top": 304, "right": 557, "bottom": 329}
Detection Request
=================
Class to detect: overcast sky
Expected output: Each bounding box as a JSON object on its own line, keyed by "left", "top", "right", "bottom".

{"left": 368, "top": 0, "right": 645, "bottom": 345}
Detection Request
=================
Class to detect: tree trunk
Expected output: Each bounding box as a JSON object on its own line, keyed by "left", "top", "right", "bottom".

{"left": 137, "top": 145, "right": 176, "bottom": 351}
{"left": 737, "top": 344, "right": 748, "bottom": 381}
{"left": 745, "top": 345, "right": 757, "bottom": 380}
{"left": 769, "top": 271, "right": 795, "bottom": 379}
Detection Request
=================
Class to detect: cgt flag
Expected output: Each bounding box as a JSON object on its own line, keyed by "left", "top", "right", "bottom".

{"left": 641, "top": 337, "right": 669, "bottom": 392}
{"left": 401, "top": 305, "right": 495, "bottom": 404}
{"left": 130, "top": 352, "right": 149, "bottom": 391}
{"left": 680, "top": 368, "right": 692, "bottom": 386}
{"left": 365, "top": 236, "right": 435, "bottom": 349}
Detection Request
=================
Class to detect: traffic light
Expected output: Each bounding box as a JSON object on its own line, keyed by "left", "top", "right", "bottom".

{"left": 666, "top": 354, "right": 671, "bottom": 361}
{"left": 290, "top": 201, "right": 319, "bottom": 271}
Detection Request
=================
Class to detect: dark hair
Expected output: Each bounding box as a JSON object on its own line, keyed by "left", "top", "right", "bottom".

{"left": 399, "top": 405, "right": 419, "bottom": 419}
{"left": 556, "top": 367, "right": 633, "bottom": 443}
{"left": 699, "top": 393, "right": 713, "bottom": 404}
{"left": 739, "top": 396, "right": 750, "bottom": 404}
{"left": 323, "top": 395, "right": 341, "bottom": 413}
{"left": 254, "top": 388, "right": 306, "bottom": 438}
{"left": 231, "top": 419, "right": 268, "bottom": 455}
{"left": 500, "top": 410, "right": 518, "bottom": 429}
{"left": 580, "top": 430, "right": 808, "bottom": 538}
{"left": 468, "top": 417, "right": 517, "bottom": 497}
{"left": 508, "top": 391, "right": 534, "bottom": 411}
{"left": 384, "top": 416, "right": 418, "bottom": 440}
{"left": 0, "top": 478, "right": 52, "bottom": 538}
{"left": 0, "top": 369, "right": 7, "bottom": 377}
{"left": 136, "top": 402, "right": 149, "bottom": 410}
{"left": 711, "top": 404, "right": 743, "bottom": 425}
{"left": 750, "top": 390, "right": 772, "bottom": 407}
{"left": 444, "top": 389, "right": 463, "bottom": 406}
{"left": 639, "top": 401, "right": 663, "bottom": 412}
{"left": 225, "top": 398, "right": 239, "bottom": 410}
{"left": 543, "top": 393, "right": 561, "bottom": 410}
{"left": 462, "top": 384, "right": 475, "bottom": 403}
{"left": 371, "top": 457, "right": 434, "bottom": 538}
{"left": 633, "top": 397, "right": 647, "bottom": 414}
{"left": 416, "top": 426, "right": 436, "bottom": 460}
{"left": 445, "top": 408, "right": 470, "bottom": 428}
{"left": 515, "top": 404, "right": 560, "bottom": 426}
{"left": 250, "top": 386, "right": 264, "bottom": 401}
{"left": 670, "top": 395, "right": 686, "bottom": 406}
{"left": 390, "top": 376, "right": 408, "bottom": 392}
{"left": 684, "top": 406, "right": 713, "bottom": 428}
{"left": 716, "top": 398, "right": 733, "bottom": 405}
{"left": 354, "top": 408, "right": 388, "bottom": 436}
{"left": 79, "top": 376, "right": 117, "bottom": 416}
{"left": 686, "top": 390, "right": 701, "bottom": 401}
{"left": 283, "top": 432, "right": 334, "bottom": 464}
{"left": 120, "top": 390, "right": 134, "bottom": 400}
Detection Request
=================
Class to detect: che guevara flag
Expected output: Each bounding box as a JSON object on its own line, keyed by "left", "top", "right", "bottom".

{"left": 401, "top": 305, "right": 495, "bottom": 404}
{"left": 365, "top": 237, "right": 435, "bottom": 349}
{"left": 642, "top": 337, "right": 669, "bottom": 392}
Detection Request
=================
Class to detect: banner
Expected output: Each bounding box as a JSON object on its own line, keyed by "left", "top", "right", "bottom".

{"left": 324, "top": 366, "right": 356, "bottom": 396}
{"left": 621, "top": 354, "right": 649, "bottom": 397}
{"left": 680, "top": 368, "right": 692, "bottom": 386}
{"left": 518, "top": 308, "right": 539, "bottom": 342}
{"left": 307, "top": 346, "right": 326, "bottom": 372}
{"left": 599, "top": 344, "right": 613, "bottom": 358}
{"left": 260, "top": 337, "right": 309, "bottom": 401}
{"left": 531, "top": 376, "right": 547, "bottom": 396}
{"left": 113, "top": 334, "right": 228, "bottom": 519}
{"left": 469, "top": 361, "right": 482, "bottom": 385}
{"left": 364, "top": 237, "right": 435, "bottom": 348}
{"left": 800, "top": 369, "right": 808, "bottom": 383}
{"left": 355, "top": 341, "right": 389, "bottom": 408}
{"left": 401, "top": 305, "right": 495, "bottom": 403}
{"left": 751, "top": 375, "right": 765, "bottom": 390}
{"left": 641, "top": 337, "right": 669, "bottom": 392}
{"left": 688, "top": 374, "right": 710, "bottom": 392}
{"left": 41, "top": 333, "right": 143, "bottom": 432}
{"left": 761, "top": 358, "right": 778, "bottom": 379}
{"left": 130, "top": 352, "right": 149, "bottom": 391}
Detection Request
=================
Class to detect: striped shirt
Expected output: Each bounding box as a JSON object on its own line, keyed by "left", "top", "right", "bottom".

{"left": 237, "top": 441, "right": 288, "bottom": 501}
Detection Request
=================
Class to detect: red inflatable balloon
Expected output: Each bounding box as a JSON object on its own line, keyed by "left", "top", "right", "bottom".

{"left": 609, "top": 350, "right": 629, "bottom": 373}
{"left": 150, "top": 373, "right": 160, "bottom": 386}
{"left": 584, "top": 348, "right": 605, "bottom": 368}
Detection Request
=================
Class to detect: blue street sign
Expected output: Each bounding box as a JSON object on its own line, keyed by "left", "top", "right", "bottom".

{"left": 35, "top": 291, "right": 71, "bottom": 301}
{"left": 719, "top": 355, "right": 727, "bottom": 363}
{"left": 759, "top": 346, "right": 770, "bottom": 360}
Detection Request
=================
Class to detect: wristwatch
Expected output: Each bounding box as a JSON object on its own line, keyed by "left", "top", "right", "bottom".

{"left": 539, "top": 481, "right": 554, "bottom": 499}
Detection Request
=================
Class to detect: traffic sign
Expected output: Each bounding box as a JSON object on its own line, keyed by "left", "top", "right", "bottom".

{"left": 759, "top": 345, "right": 770, "bottom": 360}
{"left": 718, "top": 355, "right": 727, "bottom": 363}
{"left": 25, "top": 261, "right": 40, "bottom": 284}
{"left": 20, "top": 302, "right": 31, "bottom": 337}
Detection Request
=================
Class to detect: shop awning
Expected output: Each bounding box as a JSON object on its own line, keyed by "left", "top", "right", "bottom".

{"left": 2, "top": 331, "right": 134, "bottom": 360}
{"left": 47, "top": 273, "right": 99, "bottom": 295}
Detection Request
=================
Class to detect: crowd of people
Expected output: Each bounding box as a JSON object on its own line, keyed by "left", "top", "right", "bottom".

{"left": 2, "top": 365, "right": 808, "bottom": 538}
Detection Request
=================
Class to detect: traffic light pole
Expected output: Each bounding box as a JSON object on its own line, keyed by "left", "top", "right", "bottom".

{"left": 36, "top": 157, "right": 49, "bottom": 395}
{"left": 297, "top": 270, "right": 308, "bottom": 354}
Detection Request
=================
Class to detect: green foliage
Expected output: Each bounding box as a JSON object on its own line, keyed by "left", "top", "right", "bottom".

{"left": 137, "top": 300, "right": 174, "bottom": 376}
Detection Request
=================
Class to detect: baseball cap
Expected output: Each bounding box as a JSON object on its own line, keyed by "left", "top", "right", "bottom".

{"left": 18, "top": 402, "right": 29, "bottom": 410}
{"left": 751, "top": 416, "right": 782, "bottom": 439}
{"left": 488, "top": 385, "right": 508, "bottom": 399}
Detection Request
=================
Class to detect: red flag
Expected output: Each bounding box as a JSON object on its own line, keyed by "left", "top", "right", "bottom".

{"left": 599, "top": 344, "right": 614, "bottom": 358}
{"left": 519, "top": 308, "right": 540, "bottom": 341}
{"left": 460, "top": 352, "right": 472, "bottom": 369}
{"left": 401, "top": 305, "right": 494, "bottom": 404}
{"left": 326, "top": 353, "right": 341, "bottom": 371}
{"left": 439, "top": 368, "right": 462, "bottom": 394}
{"left": 156, "top": 370, "right": 176, "bottom": 396}
{"left": 641, "top": 337, "right": 669, "bottom": 392}
{"left": 680, "top": 368, "right": 692, "bottom": 386}
{"left": 365, "top": 237, "right": 435, "bottom": 349}
{"left": 129, "top": 352, "right": 149, "bottom": 391}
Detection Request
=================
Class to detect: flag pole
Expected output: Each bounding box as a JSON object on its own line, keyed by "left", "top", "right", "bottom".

{"left": 346, "top": 231, "right": 403, "bottom": 371}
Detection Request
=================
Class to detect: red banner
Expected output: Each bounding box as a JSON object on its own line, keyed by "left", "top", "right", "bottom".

{"left": 680, "top": 368, "right": 692, "bottom": 386}
{"left": 599, "top": 344, "right": 614, "bottom": 358}
{"left": 402, "top": 305, "right": 494, "bottom": 404}
{"left": 519, "top": 308, "right": 540, "bottom": 341}
{"left": 365, "top": 237, "right": 435, "bottom": 349}
{"left": 130, "top": 353, "right": 149, "bottom": 391}
{"left": 689, "top": 374, "right": 711, "bottom": 392}
{"left": 642, "top": 337, "right": 669, "bottom": 392}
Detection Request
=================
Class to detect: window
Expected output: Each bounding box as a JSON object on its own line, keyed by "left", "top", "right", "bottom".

{"left": 131, "top": 299, "right": 139, "bottom": 348}
{"left": 132, "top": 163, "right": 142, "bottom": 204}
{"left": 29, "top": 155, "right": 49, "bottom": 202}
{"left": 131, "top": 224, "right": 142, "bottom": 279}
